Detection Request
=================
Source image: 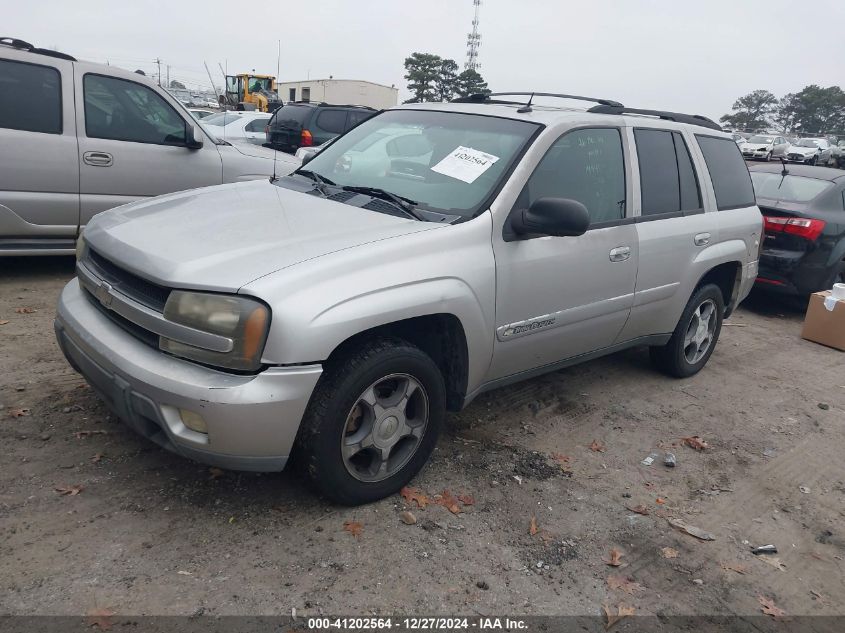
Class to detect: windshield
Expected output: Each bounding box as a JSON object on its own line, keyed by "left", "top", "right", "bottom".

{"left": 297, "top": 109, "right": 539, "bottom": 216}
{"left": 749, "top": 135, "right": 773, "bottom": 143}
{"left": 202, "top": 113, "right": 245, "bottom": 127}
{"left": 750, "top": 172, "right": 833, "bottom": 203}
{"left": 796, "top": 139, "right": 820, "bottom": 147}
{"left": 249, "top": 76, "right": 272, "bottom": 92}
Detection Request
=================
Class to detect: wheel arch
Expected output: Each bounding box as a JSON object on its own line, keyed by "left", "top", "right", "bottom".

{"left": 694, "top": 260, "right": 742, "bottom": 317}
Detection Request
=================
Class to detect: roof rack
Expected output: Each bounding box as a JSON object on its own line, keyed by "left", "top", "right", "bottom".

{"left": 587, "top": 104, "right": 722, "bottom": 131}
{"left": 0, "top": 37, "right": 76, "bottom": 61}
{"left": 453, "top": 91, "right": 623, "bottom": 108}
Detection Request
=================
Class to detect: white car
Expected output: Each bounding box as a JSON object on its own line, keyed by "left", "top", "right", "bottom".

{"left": 741, "top": 134, "right": 790, "bottom": 161}
{"left": 786, "top": 138, "right": 834, "bottom": 166}
{"left": 201, "top": 111, "right": 271, "bottom": 145}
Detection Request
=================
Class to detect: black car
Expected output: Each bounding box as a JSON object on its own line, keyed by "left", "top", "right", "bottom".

{"left": 265, "top": 102, "right": 376, "bottom": 153}
{"left": 750, "top": 163, "right": 845, "bottom": 296}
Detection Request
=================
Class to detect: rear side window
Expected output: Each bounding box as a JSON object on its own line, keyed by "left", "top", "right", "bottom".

{"left": 244, "top": 118, "right": 268, "bottom": 132}
{"left": 84, "top": 74, "right": 186, "bottom": 145}
{"left": 635, "top": 129, "right": 701, "bottom": 216}
{"left": 347, "top": 109, "right": 374, "bottom": 129}
{"left": 271, "top": 105, "right": 311, "bottom": 129}
{"left": 0, "top": 59, "right": 62, "bottom": 134}
{"left": 695, "top": 135, "right": 756, "bottom": 210}
{"left": 315, "top": 109, "right": 348, "bottom": 135}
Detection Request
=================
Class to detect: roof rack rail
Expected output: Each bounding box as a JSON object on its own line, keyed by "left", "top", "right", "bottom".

{"left": 587, "top": 104, "right": 722, "bottom": 131}
{"left": 453, "top": 91, "right": 624, "bottom": 108}
{"left": 0, "top": 37, "right": 76, "bottom": 61}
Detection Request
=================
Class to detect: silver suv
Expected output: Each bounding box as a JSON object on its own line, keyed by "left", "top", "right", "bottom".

{"left": 55, "top": 92, "right": 762, "bottom": 504}
{"left": 0, "top": 38, "right": 298, "bottom": 256}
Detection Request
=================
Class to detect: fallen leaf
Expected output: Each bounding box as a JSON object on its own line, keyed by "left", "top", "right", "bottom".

{"left": 720, "top": 561, "right": 747, "bottom": 575}
{"left": 551, "top": 452, "right": 570, "bottom": 463}
{"left": 75, "top": 430, "right": 108, "bottom": 439}
{"left": 90, "top": 453, "right": 105, "bottom": 464}
{"left": 456, "top": 493, "right": 475, "bottom": 506}
{"left": 0, "top": 320, "right": 9, "bottom": 325}
{"left": 655, "top": 497, "right": 666, "bottom": 505}
{"left": 602, "top": 603, "right": 635, "bottom": 630}
{"left": 627, "top": 505, "right": 650, "bottom": 516}
{"left": 758, "top": 595, "right": 786, "bottom": 618}
{"left": 177, "top": 570, "right": 192, "bottom": 576}
{"left": 529, "top": 515, "right": 539, "bottom": 536}
{"left": 661, "top": 547, "right": 679, "bottom": 559}
{"left": 400, "top": 486, "right": 429, "bottom": 509}
{"left": 15, "top": 307, "right": 37, "bottom": 314}
{"left": 681, "top": 435, "right": 709, "bottom": 451}
{"left": 343, "top": 520, "right": 363, "bottom": 538}
{"left": 8, "top": 408, "right": 30, "bottom": 418}
{"left": 757, "top": 556, "right": 786, "bottom": 571}
{"left": 208, "top": 467, "right": 225, "bottom": 480}
{"left": 55, "top": 485, "right": 84, "bottom": 496}
{"left": 400, "top": 511, "right": 417, "bottom": 525}
{"left": 86, "top": 608, "right": 114, "bottom": 630}
{"left": 602, "top": 547, "right": 625, "bottom": 567}
{"left": 590, "top": 439, "right": 606, "bottom": 452}
{"left": 434, "top": 490, "right": 462, "bottom": 514}
{"left": 607, "top": 575, "right": 645, "bottom": 595}
{"left": 666, "top": 517, "right": 716, "bottom": 541}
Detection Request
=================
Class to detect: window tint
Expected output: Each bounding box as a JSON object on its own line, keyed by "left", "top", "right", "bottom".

{"left": 674, "top": 132, "right": 702, "bottom": 211}
{"left": 0, "top": 59, "right": 61, "bottom": 134}
{"left": 347, "top": 109, "right": 373, "bottom": 129}
{"left": 635, "top": 129, "right": 680, "bottom": 215}
{"left": 315, "top": 109, "right": 348, "bottom": 135}
{"left": 520, "top": 128, "right": 626, "bottom": 224}
{"left": 84, "top": 74, "right": 186, "bottom": 145}
{"left": 749, "top": 172, "right": 833, "bottom": 203}
{"left": 695, "top": 135, "right": 756, "bottom": 210}
{"left": 244, "top": 118, "right": 268, "bottom": 132}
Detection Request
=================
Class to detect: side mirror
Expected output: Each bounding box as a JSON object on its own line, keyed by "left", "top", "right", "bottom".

{"left": 186, "top": 124, "right": 204, "bottom": 149}
{"left": 508, "top": 197, "right": 590, "bottom": 240}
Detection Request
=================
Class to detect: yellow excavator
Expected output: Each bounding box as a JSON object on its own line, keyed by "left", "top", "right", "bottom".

{"left": 224, "top": 74, "right": 283, "bottom": 112}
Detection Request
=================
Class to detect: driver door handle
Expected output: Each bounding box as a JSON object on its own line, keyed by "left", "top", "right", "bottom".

{"left": 694, "top": 232, "right": 711, "bottom": 246}
{"left": 609, "top": 246, "right": 631, "bottom": 262}
{"left": 83, "top": 151, "right": 113, "bottom": 167}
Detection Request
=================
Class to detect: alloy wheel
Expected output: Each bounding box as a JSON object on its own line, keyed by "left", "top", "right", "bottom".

{"left": 341, "top": 373, "right": 429, "bottom": 482}
{"left": 683, "top": 299, "right": 717, "bottom": 365}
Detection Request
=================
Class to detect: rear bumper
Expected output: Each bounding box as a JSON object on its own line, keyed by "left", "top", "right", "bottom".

{"left": 55, "top": 278, "right": 322, "bottom": 471}
{"left": 756, "top": 250, "right": 831, "bottom": 296}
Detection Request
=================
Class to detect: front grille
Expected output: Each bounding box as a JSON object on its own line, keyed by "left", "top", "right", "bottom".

{"left": 86, "top": 249, "right": 171, "bottom": 311}
{"left": 83, "top": 289, "right": 160, "bottom": 349}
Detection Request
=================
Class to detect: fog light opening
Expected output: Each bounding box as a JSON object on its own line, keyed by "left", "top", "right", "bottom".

{"left": 179, "top": 408, "right": 208, "bottom": 434}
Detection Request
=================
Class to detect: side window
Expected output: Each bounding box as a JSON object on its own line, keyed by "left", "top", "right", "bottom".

{"left": 520, "top": 128, "right": 626, "bottom": 225}
{"left": 695, "top": 135, "right": 756, "bottom": 210}
{"left": 634, "top": 129, "right": 701, "bottom": 216}
{"left": 84, "top": 74, "right": 186, "bottom": 146}
{"left": 244, "top": 119, "right": 267, "bottom": 132}
{"left": 0, "top": 59, "right": 62, "bottom": 134}
{"left": 347, "top": 109, "right": 373, "bottom": 130}
{"left": 315, "top": 109, "right": 348, "bottom": 135}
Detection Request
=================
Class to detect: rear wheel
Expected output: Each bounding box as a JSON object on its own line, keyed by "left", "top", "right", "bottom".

{"left": 296, "top": 337, "right": 445, "bottom": 505}
{"left": 650, "top": 284, "right": 724, "bottom": 378}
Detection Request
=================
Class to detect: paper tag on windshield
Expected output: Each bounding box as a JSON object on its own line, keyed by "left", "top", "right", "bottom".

{"left": 430, "top": 146, "right": 500, "bottom": 184}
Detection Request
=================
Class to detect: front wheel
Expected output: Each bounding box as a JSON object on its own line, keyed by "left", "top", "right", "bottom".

{"left": 296, "top": 337, "right": 446, "bottom": 505}
{"left": 810, "top": 156, "right": 818, "bottom": 166}
{"left": 650, "top": 284, "right": 724, "bottom": 378}
{"left": 765, "top": 151, "right": 772, "bottom": 162}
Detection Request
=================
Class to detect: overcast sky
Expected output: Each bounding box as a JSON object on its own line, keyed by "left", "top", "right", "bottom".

{"left": 9, "top": 0, "right": 844, "bottom": 121}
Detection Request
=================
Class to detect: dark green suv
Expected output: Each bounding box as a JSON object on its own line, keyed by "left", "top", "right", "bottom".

{"left": 265, "top": 102, "right": 376, "bottom": 154}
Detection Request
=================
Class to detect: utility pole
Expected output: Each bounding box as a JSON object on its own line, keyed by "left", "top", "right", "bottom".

{"left": 166, "top": 64, "right": 170, "bottom": 89}
{"left": 465, "top": 0, "right": 482, "bottom": 71}
{"left": 277, "top": 39, "right": 281, "bottom": 80}
{"left": 154, "top": 57, "right": 162, "bottom": 86}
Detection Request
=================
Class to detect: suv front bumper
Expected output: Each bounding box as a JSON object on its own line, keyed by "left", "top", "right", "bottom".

{"left": 55, "top": 278, "right": 322, "bottom": 471}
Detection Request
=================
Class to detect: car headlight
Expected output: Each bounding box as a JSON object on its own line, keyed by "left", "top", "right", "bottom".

{"left": 160, "top": 291, "right": 270, "bottom": 371}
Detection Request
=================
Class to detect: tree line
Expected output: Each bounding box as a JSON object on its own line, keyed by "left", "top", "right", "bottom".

{"left": 403, "top": 52, "right": 490, "bottom": 103}
{"left": 720, "top": 85, "right": 845, "bottom": 135}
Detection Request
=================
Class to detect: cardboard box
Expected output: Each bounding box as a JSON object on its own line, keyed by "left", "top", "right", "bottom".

{"left": 801, "top": 291, "right": 845, "bottom": 351}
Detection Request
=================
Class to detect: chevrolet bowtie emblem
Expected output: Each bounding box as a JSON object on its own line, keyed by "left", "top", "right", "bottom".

{"left": 95, "top": 281, "right": 113, "bottom": 308}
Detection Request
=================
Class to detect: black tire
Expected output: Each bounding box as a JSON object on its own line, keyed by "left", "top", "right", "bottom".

{"left": 810, "top": 156, "right": 818, "bottom": 166}
{"left": 296, "top": 337, "right": 446, "bottom": 505}
{"left": 765, "top": 151, "right": 772, "bottom": 162}
{"left": 650, "top": 284, "right": 725, "bottom": 378}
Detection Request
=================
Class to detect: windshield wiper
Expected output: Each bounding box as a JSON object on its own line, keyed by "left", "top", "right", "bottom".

{"left": 294, "top": 169, "right": 336, "bottom": 196}
{"left": 340, "top": 185, "right": 425, "bottom": 221}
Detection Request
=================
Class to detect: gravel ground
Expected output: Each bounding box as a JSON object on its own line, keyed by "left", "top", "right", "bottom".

{"left": 1, "top": 256, "right": 844, "bottom": 622}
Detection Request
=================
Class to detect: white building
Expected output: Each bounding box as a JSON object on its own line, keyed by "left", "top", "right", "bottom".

{"left": 277, "top": 79, "right": 398, "bottom": 110}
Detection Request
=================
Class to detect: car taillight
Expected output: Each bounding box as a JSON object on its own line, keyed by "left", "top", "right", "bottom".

{"left": 301, "top": 129, "right": 313, "bottom": 146}
{"left": 763, "top": 216, "right": 825, "bottom": 241}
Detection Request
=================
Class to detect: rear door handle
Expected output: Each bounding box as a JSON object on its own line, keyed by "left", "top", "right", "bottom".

{"left": 609, "top": 246, "right": 631, "bottom": 262}
{"left": 694, "top": 232, "right": 711, "bottom": 246}
{"left": 83, "top": 151, "right": 113, "bottom": 167}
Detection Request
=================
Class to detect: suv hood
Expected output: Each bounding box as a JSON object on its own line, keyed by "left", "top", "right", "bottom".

{"left": 83, "top": 180, "right": 442, "bottom": 293}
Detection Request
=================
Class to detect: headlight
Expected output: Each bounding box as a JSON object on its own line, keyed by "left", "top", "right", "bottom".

{"left": 160, "top": 291, "right": 270, "bottom": 371}
{"left": 76, "top": 234, "right": 87, "bottom": 261}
